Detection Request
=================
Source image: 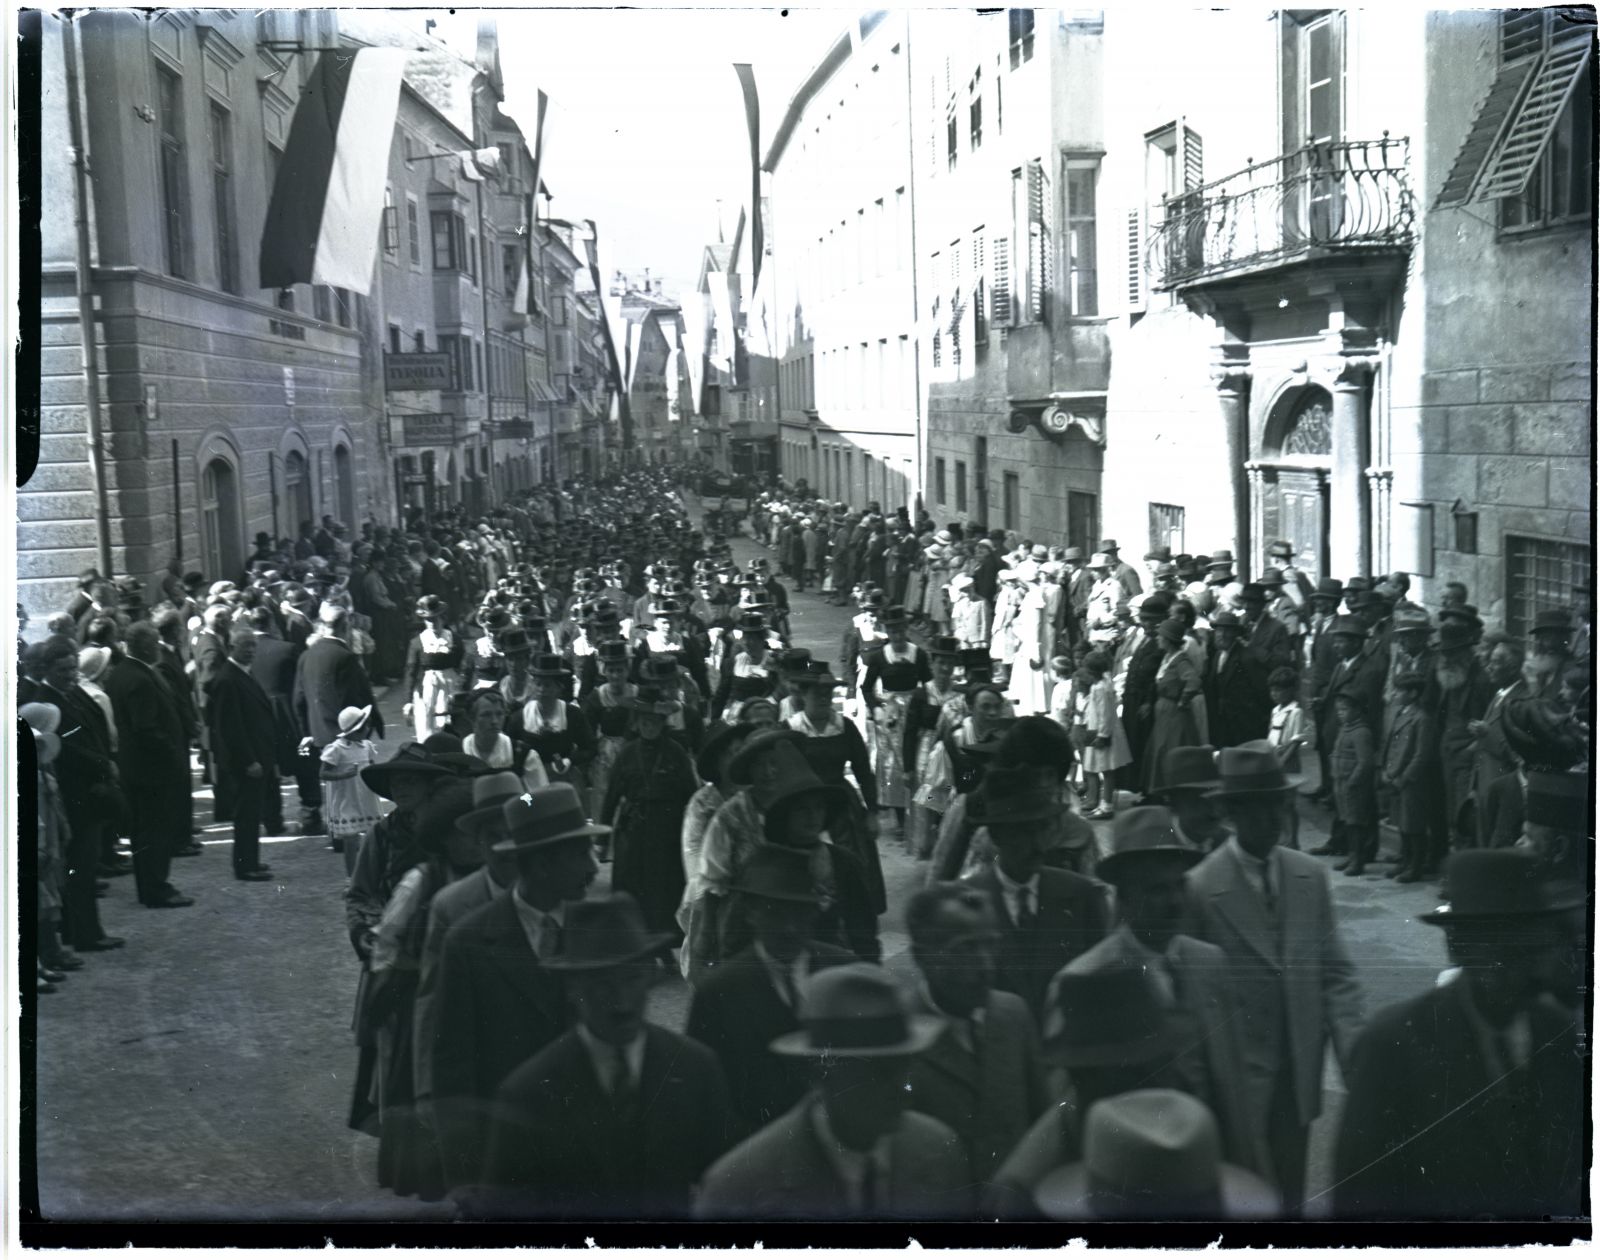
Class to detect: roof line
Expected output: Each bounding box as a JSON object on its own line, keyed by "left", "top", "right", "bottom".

{"left": 762, "top": 11, "right": 889, "bottom": 173}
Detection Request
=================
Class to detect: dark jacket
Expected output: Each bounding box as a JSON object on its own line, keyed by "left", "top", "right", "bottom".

{"left": 252, "top": 634, "right": 307, "bottom": 772}
{"left": 205, "top": 660, "right": 278, "bottom": 776}
{"left": 1205, "top": 643, "right": 1271, "bottom": 748}
{"left": 685, "top": 941, "right": 856, "bottom": 1135}
{"left": 431, "top": 891, "right": 572, "bottom": 1193}
{"left": 1334, "top": 984, "right": 1584, "bottom": 1220}
{"left": 478, "top": 1024, "right": 737, "bottom": 1219}
{"left": 103, "top": 655, "right": 188, "bottom": 782}
{"left": 961, "top": 864, "right": 1110, "bottom": 1023}
{"left": 294, "top": 636, "right": 381, "bottom": 746}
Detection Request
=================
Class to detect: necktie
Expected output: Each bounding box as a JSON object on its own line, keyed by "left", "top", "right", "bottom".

{"left": 537, "top": 915, "right": 561, "bottom": 960}
{"left": 1259, "top": 860, "right": 1276, "bottom": 916}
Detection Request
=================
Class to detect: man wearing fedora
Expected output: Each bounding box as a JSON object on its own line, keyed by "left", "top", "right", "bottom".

{"left": 1053, "top": 807, "right": 1267, "bottom": 1177}
{"left": 686, "top": 845, "right": 856, "bottom": 1135}
{"left": 1186, "top": 744, "right": 1363, "bottom": 1211}
{"left": 961, "top": 768, "right": 1110, "bottom": 1023}
{"left": 477, "top": 893, "right": 737, "bottom": 1218}
{"left": 1301, "top": 578, "right": 1345, "bottom": 802}
{"left": 204, "top": 626, "right": 278, "bottom": 883}
{"left": 1238, "top": 581, "right": 1295, "bottom": 676}
{"left": 1034, "top": 1090, "right": 1278, "bottom": 1221}
{"left": 1099, "top": 539, "right": 1143, "bottom": 602}
{"left": 1333, "top": 850, "right": 1585, "bottom": 1219}
{"left": 695, "top": 963, "right": 971, "bottom": 1218}
{"left": 430, "top": 785, "right": 603, "bottom": 1195}
{"left": 1307, "top": 614, "right": 1384, "bottom": 858}
{"left": 903, "top": 884, "right": 1050, "bottom": 1185}
{"left": 1158, "top": 746, "right": 1231, "bottom": 852}
{"left": 1204, "top": 608, "right": 1271, "bottom": 750}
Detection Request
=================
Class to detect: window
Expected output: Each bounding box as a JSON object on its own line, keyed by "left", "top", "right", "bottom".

{"left": 1066, "top": 490, "right": 1098, "bottom": 555}
{"left": 972, "top": 234, "right": 988, "bottom": 346}
{"left": 1063, "top": 157, "right": 1099, "bottom": 316}
{"left": 1452, "top": 501, "right": 1479, "bottom": 555}
{"left": 969, "top": 68, "right": 983, "bottom": 151}
{"left": 475, "top": 340, "right": 485, "bottom": 392}
{"left": 406, "top": 197, "right": 421, "bottom": 265}
{"left": 467, "top": 232, "right": 478, "bottom": 282}
{"left": 155, "top": 66, "right": 189, "bottom": 278}
{"left": 1302, "top": 13, "right": 1341, "bottom": 145}
{"left": 949, "top": 241, "right": 963, "bottom": 371}
{"left": 1149, "top": 502, "right": 1185, "bottom": 554}
{"left": 313, "top": 285, "right": 332, "bottom": 323}
{"left": 1502, "top": 53, "right": 1594, "bottom": 231}
{"left": 413, "top": 329, "right": 426, "bottom": 352}
{"left": 1013, "top": 159, "right": 1053, "bottom": 324}
{"left": 1505, "top": 535, "right": 1591, "bottom": 639}
{"left": 1002, "top": 472, "right": 1021, "bottom": 531}
{"left": 381, "top": 186, "right": 399, "bottom": 256}
{"left": 1009, "top": 9, "right": 1035, "bottom": 69}
{"left": 930, "top": 251, "right": 943, "bottom": 369}
{"left": 388, "top": 324, "right": 402, "bottom": 354}
{"left": 946, "top": 101, "right": 959, "bottom": 171}
{"left": 503, "top": 244, "right": 520, "bottom": 295}
{"left": 333, "top": 287, "right": 352, "bottom": 328}
{"left": 275, "top": 288, "right": 294, "bottom": 312}
{"left": 955, "top": 460, "right": 968, "bottom": 513}
{"left": 207, "top": 103, "right": 237, "bottom": 293}
{"left": 431, "top": 210, "right": 459, "bottom": 270}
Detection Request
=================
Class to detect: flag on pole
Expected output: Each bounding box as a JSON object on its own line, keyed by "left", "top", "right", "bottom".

{"left": 522, "top": 88, "right": 552, "bottom": 315}
{"left": 583, "top": 219, "right": 633, "bottom": 452}
{"left": 259, "top": 48, "right": 410, "bottom": 294}
{"left": 455, "top": 146, "right": 501, "bottom": 182}
{"left": 732, "top": 63, "right": 763, "bottom": 293}
{"left": 681, "top": 292, "right": 707, "bottom": 415}
{"left": 708, "top": 272, "right": 735, "bottom": 377}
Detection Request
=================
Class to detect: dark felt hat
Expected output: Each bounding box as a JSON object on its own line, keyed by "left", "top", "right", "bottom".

{"left": 1042, "top": 965, "right": 1199, "bottom": 1067}
{"left": 540, "top": 893, "right": 673, "bottom": 971}
{"left": 1204, "top": 741, "right": 1300, "bottom": 797}
{"left": 730, "top": 843, "right": 824, "bottom": 906}
{"left": 491, "top": 782, "right": 610, "bottom": 854}
{"left": 1096, "top": 806, "right": 1204, "bottom": 884}
{"left": 359, "top": 742, "right": 457, "bottom": 799}
{"left": 770, "top": 963, "right": 944, "bottom": 1058}
{"left": 1422, "top": 848, "right": 1588, "bottom": 924}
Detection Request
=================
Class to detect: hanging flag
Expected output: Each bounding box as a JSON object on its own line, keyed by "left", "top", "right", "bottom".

{"left": 259, "top": 48, "right": 410, "bottom": 294}
{"left": 626, "top": 320, "right": 645, "bottom": 395}
{"left": 708, "top": 272, "right": 735, "bottom": 377}
{"left": 583, "top": 218, "right": 633, "bottom": 454}
{"left": 681, "top": 292, "right": 707, "bottom": 416}
{"left": 732, "top": 63, "right": 763, "bottom": 293}
{"left": 455, "top": 146, "right": 501, "bottom": 183}
{"left": 521, "top": 88, "right": 552, "bottom": 315}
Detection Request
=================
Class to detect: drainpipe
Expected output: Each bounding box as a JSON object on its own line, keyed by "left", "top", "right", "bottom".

{"left": 902, "top": 11, "right": 925, "bottom": 515}
{"left": 473, "top": 122, "right": 494, "bottom": 510}
{"left": 62, "top": 15, "right": 113, "bottom": 578}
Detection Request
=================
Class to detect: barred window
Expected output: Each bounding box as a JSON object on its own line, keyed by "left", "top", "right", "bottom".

{"left": 1505, "top": 535, "right": 1591, "bottom": 640}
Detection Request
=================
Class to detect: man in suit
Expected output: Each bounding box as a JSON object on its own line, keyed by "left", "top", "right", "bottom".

{"left": 430, "top": 785, "right": 601, "bottom": 1197}
{"left": 1301, "top": 578, "right": 1344, "bottom": 802}
{"left": 247, "top": 607, "right": 304, "bottom": 835}
{"left": 204, "top": 627, "right": 277, "bottom": 882}
{"left": 1469, "top": 639, "right": 1527, "bottom": 847}
{"left": 103, "top": 623, "right": 195, "bottom": 909}
{"left": 960, "top": 771, "right": 1110, "bottom": 1023}
{"left": 696, "top": 963, "right": 971, "bottom": 1218}
{"left": 686, "top": 845, "right": 855, "bottom": 1135}
{"left": 412, "top": 770, "right": 524, "bottom": 1126}
{"left": 1333, "top": 850, "right": 1584, "bottom": 1219}
{"left": 191, "top": 601, "right": 231, "bottom": 813}
{"left": 153, "top": 608, "right": 202, "bottom": 853}
{"left": 1205, "top": 610, "right": 1271, "bottom": 749}
{"left": 1435, "top": 620, "right": 1493, "bottom": 861}
{"left": 1187, "top": 744, "right": 1363, "bottom": 1213}
{"left": 1117, "top": 592, "right": 1172, "bottom": 789}
{"left": 1239, "top": 583, "right": 1296, "bottom": 676}
{"left": 1308, "top": 615, "right": 1383, "bottom": 856}
{"left": 293, "top": 604, "right": 381, "bottom": 836}
{"left": 478, "top": 894, "right": 737, "bottom": 1218}
{"left": 904, "top": 883, "right": 1049, "bottom": 1184}
{"left": 20, "top": 637, "right": 124, "bottom": 950}
{"left": 1059, "top": 807, "right": 1267, "bottom": 1177}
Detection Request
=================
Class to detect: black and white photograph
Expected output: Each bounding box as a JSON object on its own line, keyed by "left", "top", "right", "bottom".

{"left": 9, "top": 2, "right": 1595, "bottom": 1245}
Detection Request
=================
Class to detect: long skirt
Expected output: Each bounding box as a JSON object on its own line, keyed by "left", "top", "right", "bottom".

{"left": 871, "top": 691, "right": 914, "bottom": 811}
{"left": 373, "top": 973, "right": 445, "bottom": 1200}
{"left": 612, "top": 799, "right": 689, "bottom": 942}
{"left": 1143, "top": 696, "right": 1201, "bottom": 795}
{"left": 412, "top": 669, "right": 455, "bottom": 743}
{"left": 906, "top": 729, "right": 943, "bottom": 859}
{"left": 589, "top": 735, "right": 627, "bottom": 821}
{"left": 903, "top": 569, "right": 925, "bottom": 614}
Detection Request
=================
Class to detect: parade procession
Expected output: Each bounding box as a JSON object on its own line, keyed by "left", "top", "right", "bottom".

{"left": 13, "top": 4, "right": 1595, "bottom": 1242}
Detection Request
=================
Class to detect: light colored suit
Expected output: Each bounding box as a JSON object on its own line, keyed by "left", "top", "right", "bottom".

{"left": 1186, "top": 840, "right": 1363, "bottom": 1205}
{"left": 695, "top": 1095, "right": 973, "bottom": 1219}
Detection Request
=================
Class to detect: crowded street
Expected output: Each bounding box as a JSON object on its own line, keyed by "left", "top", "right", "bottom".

{"left": 18, "top": 5, "right": 1594, "bottom": 1240}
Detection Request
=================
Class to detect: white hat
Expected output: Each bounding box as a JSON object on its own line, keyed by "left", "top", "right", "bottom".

{"left": 77, "top": 644, "right": 111, "bottom": 682}
{"left": 1088, "top": 552, "right": 1112, "bottom": 569}
{"left": 338, "top": 705, "right": 373, "bottom": 737}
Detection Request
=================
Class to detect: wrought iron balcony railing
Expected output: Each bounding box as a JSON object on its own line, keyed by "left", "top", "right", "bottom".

{"left": 1148, "top": 136, "right": 1415, "bottom": 290}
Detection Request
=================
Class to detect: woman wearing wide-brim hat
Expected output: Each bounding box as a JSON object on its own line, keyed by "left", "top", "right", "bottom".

{"left": 510, "top": 652, "right": 599, "bottom": 797}
{"left": 403, "top": 594, "right": 463, "bottom": 743}
{"left": 600, "top": 687, "right": 699, "bottom": 946}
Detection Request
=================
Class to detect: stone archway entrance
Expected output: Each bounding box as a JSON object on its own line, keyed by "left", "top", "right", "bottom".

{"left": 1248, "top": 385, "right": 1333, "bottom": 582}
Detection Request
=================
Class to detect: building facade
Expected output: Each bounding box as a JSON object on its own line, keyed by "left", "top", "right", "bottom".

{"left": 766, "top": 11, "right": 922, "bottom": 512}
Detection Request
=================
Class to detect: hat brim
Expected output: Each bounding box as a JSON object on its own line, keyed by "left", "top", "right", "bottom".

{"left": 338, "top": 705, "right": 374, "bottom": 736}
{"left": 1043, "top": 1010, "right": 1200, "bottom": 1068}
{"left": 1420, "top": 891, "right": 1588, "bottom": 925}
{"left": 1035, "top": 1161, "right": 1280, "bottom": 1220}
{"left": 730, "top": 883, "right": 824, "bottom": 907}
{"left": 490, "top": 820, "right": 612, "bottom": 854}
{"left": 1204, "top": 776, "right": 1302, "bottom": 799}
{"left": 1096, "top": 846, "right": 1204, "bottom": 884}
{"left": 1159, "top": 779, "right": 1223, "bottom": 796}
{"left": 360, "top": 760, "right": 458, "bottom": 798}
{"left": 770, "top": 1013, "right": 946, "bottom": 1058}
{"left": 455, "top": 797, "right": 523, "bottom": 835}
{"left": 541, "top": 932, "right": 675, "bottom": 971}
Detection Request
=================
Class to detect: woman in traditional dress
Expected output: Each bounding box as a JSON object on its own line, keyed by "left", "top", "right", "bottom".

{"left": 494, "top": 627, "right": 537, "bottom": 711}
{"left": 508, "top": 653, "right": 598, "bottom": 799}
{"left": 602, "top": 686, "right": 700, "bottom": 947}
{"left": 1142, "top": 617, "right": 1204, "bottom": 797}
{"left": 901, "top": 635, "right": 965, "bottom": 858}
{"left": 402, "top": 595, "right": 462, "bottom": 743}
{"left": 712, "top": 611, "right": 783, "bottom": 720}
{"left": 580, "top": 639, "right": 636, "bottom": 826}
{"left": 366, "top": 779, "right": 476, "bottom": 1201}
{"left": 675, "top": 722, "right": 753, "bottom": 979}
{"left": 859, "top": 606, "right": 931, "bottom": 837}
{"left": 785, "top": 670, "right": 886, "bottom": 961}
{"left": 459, "top": 690, "right": 548, "bottom": 790}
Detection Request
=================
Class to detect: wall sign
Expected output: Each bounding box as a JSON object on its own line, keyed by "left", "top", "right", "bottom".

{"left": 385, "top": 352, "right": 456, "bottom": 392}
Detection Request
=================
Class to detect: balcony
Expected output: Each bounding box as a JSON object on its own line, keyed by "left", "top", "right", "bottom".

{"left": 1005, "top": 319, "right": 1112, "bottom": 404}
{"left": 1148, "top": 137, "right": 1415, "bottom": 292}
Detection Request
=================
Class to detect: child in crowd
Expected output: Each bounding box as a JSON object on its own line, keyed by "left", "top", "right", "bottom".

{"left": 1380, "top": 668, "right": 1433, "bottom": 883}
{"left": 1266, "top": 666, "right": 1311, "bottom": 849}
{"left": 1330, "top": 688, "right": 1378, "bottom": 877}
{"left": 1079, "top": 649, "right": 1130, "bottom": 820}
{"left": 321, "top": 704, "right": 384, "bottom": 876}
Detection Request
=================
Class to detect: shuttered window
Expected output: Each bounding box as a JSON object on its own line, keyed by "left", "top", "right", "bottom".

{"left": 949, "top": 240, "right": 963, "bottom": 370}
{"left": 972, "top": 234, "right": 988, "bottom": 346}
{"left": 1127, "top": 208, "right": 1145, "bottom": 310}
{"left": 992, "top": 234, "right": 1012, "bottom": 326}
{"left": 1063, "top": 158, "right": 1099, "bottom": 316}
{"left": 1027, "top": 158, "right": 1052, "bottom": 323}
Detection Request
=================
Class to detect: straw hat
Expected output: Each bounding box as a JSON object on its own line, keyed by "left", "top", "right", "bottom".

{"left": 337, "top": 705, "right": 372, "bottom": 737}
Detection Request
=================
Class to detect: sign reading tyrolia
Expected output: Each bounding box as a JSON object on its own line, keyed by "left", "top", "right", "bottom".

{"left": 384, "top": 352, "right": 456, "bottom": 392}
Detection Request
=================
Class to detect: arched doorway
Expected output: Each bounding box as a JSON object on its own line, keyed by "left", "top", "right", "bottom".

{"left": 200, "top": 455, "right": 244, "bottom": 583}
{"left": 1252, "top": 386, "right": 1333, "bottom": 581}
{"left": 283, "top": 449, "right": 314, "bottom": 537}
{"left": 333, "top": 442, "right": 356, "bottom": 526}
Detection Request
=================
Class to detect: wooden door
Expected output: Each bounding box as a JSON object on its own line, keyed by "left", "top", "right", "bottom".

{"left": 1276, "top": 468, "right": 1328, "bottom": 583}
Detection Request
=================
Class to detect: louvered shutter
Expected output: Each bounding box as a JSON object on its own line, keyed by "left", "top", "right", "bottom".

{"left": 1127, "top": 207, "right": 1145, "bottom": 311}
{"left": 1473, "top": 30, "right": 1593, "bottom": 201}
{"left": 992, "top": 234, "right": 1012, "bottom": 326}
{"left": 1434, "top": 59, "right": 1538, "bottom": 208}
{"left": 1182, "top": 125, "right": 1203, "bottom": 190}
{"left": 950, "top": 242, "right": 963, "bottom": 368}
{"left": 972, "top": 235, "right": 988, "bottom": 345}
{"left": 1027, "top": 159, "right": 1052, "bottom": 324}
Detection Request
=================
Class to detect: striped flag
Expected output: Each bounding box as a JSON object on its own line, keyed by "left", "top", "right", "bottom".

{"left": 259, "top": 48, "right": 409, "bottom": 294}
{"left": 521, "top": 88, "right": 552, "bottom": 315}
{"left": 732, "top": 63, "right": 763, "bottom": 293}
